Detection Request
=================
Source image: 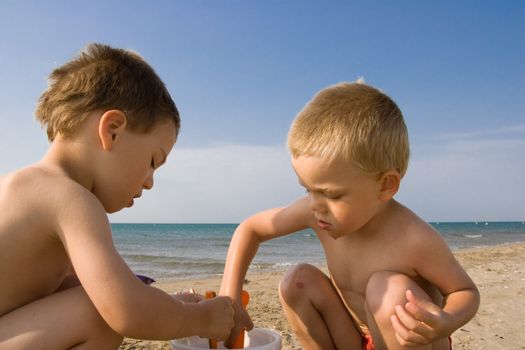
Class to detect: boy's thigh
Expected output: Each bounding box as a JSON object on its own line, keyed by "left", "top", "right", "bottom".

{"left": 0, "top": 286, "right": 121, "bottom": 349}
{"left": 279, "top": 264, "right": 363, "bottom": 349}
{"left": 366, "top": 271, "right": 434, "bottom": 312}
{"left": 365, "top": 271, "right": 451, "bottom": 349}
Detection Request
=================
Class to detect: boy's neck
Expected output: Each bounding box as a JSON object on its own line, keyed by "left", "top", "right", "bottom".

{"left": 38, "top": 136, "right": 95, "bottom": 192}
{"left": 355, "top": 199, "right": 401, "bottom": 237}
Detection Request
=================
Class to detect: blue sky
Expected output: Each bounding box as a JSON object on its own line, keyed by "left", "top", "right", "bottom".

{"left": 1, "top": 1, "right": 524, "bottom": 223}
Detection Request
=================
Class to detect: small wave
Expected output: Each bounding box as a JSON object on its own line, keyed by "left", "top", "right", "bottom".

{"left": 275, "top": 262, "right": 297, "bottom": 267}
{"left": 250, "top": 262, "right": 297, "bottom": 270}
{"left": 464, "top": 234, "right": 483, "bottom": 238}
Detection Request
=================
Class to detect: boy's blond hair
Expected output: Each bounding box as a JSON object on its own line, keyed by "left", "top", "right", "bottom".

{"left": 287, "top": 82, "right": 409, "bottom": 177}
{"left": 36, "top": 43, "right": 180, "bottom": 141}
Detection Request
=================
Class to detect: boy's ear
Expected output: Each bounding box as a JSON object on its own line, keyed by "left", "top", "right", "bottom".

{"left": 378, "top": 170, "right": 400, "bottom": 201}
{"left": 98, "top": 110, "right": 127, "bottom": 151}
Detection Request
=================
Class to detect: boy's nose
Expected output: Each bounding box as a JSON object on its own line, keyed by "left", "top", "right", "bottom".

{"left": 308, "top": 193, "right": 326, "bottom": 213}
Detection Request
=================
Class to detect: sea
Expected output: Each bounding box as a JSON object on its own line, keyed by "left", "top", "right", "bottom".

{"left": 112, "top": 222, "right": 525, "bottom": 281}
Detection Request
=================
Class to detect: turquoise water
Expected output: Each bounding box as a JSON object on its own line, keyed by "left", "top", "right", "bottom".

{"left": 112, "top": 222, "right": 525, "bottom": 280}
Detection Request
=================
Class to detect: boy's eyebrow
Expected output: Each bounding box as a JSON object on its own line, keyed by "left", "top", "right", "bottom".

{"left": 298, "top": 180, "right": 342, "bottom": 193}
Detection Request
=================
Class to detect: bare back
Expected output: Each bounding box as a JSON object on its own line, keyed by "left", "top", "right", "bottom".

{"left": 0, "top": 166, "right": 84, "bottom": 316}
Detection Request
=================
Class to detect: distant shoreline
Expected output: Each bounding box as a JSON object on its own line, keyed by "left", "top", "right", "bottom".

{"left": 113, "top": 221, "right": 525, "bottom": 282}
{"left": 148, "top": 240, "right": 525, "bottom": 284}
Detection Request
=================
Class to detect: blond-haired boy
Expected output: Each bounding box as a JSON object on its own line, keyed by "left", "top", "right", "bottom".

{"left": 220, "top": 82, "right": 479, "bottom": 349}
{"left": 0, "top": 43, "right": 233, "bottom": 349}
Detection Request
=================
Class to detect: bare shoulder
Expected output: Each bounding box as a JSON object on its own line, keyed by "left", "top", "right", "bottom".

{"left": 386, "top": 203, "right": 461, "bottom": 279}
{"left": 394, "top": 204, "right": 446, "bottom": 247}
{"left": 0, "top": 166, "right": 105, "bottom": 231}
{"left": 394, "top": 204, "right": 477, "bottom": 294}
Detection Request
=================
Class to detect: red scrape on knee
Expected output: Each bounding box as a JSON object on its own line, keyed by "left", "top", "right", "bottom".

{"left": 295, "top": 282, "right": 304, "bottom": 289}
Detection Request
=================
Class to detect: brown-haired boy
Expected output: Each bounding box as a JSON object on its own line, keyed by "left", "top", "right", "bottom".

{"left": 220, "top": 82, "right": 479, "bottom": 349}
{"left": 0, "top": 43, "right": 233, "bottom": 349}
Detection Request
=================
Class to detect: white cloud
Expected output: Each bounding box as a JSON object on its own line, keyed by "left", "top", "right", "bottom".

{"left": 109, "top": 128, "right": 525, "bottom": 224}
{"left": 436, "top": 123, "right": 525, "bottom": 141}
{"left": 109, "top": 145, "right": 303, "bottom": 223}
{"left": 2, "top": 124, "right": 522, "bottom": 224}
{"left": 398, "top": 134, "right": 525, "bottom": 222}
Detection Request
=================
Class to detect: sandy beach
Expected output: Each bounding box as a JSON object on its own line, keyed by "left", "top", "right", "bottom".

{"left": 120, "top": 242, "right": 525, "bottom": 349}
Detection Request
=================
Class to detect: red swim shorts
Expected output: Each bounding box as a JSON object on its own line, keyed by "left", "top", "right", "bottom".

{"left": 362, "top": 334, "right": 374, "bottom": 350}
{"left": 362, "top": 335, "right": 452, "bottom": 350}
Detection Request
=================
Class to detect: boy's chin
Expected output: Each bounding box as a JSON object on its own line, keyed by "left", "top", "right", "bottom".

{"left": 103, "top": 203, "right": 129, "bottom": 213}
{"left": 327, "top": 231, "right": 344, "bottom": 240}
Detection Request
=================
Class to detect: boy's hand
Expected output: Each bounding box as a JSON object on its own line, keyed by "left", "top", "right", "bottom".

{"left": 199, "top": 296, "right": 235, "bottom": 341}
{"left": 224, "top": 299, "right": 254, "bottom": 348}
{"left": 171, "top": 291, "right": 204, "bottom": 304}
{"left": 390, "top": 290, "right": 449, "bottom": 347}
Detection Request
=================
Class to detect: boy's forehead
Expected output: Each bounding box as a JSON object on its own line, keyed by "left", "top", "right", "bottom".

{"left": 292, "top": 155, "right": 359, "bottom": 184}
{"left": 144, "top": 120, "right": 177, "bottom": 153}
{"left": 149, "top": 119, "right": 177, "bottom": 139}
{"left": 292, "top": 154, "right": 356, "bottom": 171}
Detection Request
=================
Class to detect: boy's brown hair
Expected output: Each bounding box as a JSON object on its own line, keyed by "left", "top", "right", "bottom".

{"left": 36, "top": 43, "right": 180, "bottom": 141}
{"left": 288, "top": 81, "right": 409, "bottom": 177}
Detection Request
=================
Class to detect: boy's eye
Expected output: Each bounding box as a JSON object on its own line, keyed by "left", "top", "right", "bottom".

{"left": 326, "top": 193, "right": 342, "bottom": 200}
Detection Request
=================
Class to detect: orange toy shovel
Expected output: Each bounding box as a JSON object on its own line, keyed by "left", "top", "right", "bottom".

{"left": 229, "top": 290, "right": 250, "bottom": 349}
{"left": 205, "top": 290, "right": 250, "bottom": 349}
{"left": 205, "top": 291, "right": 218, "bottom": 349}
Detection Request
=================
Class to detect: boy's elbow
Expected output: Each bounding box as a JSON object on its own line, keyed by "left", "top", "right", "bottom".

{"left": 236, "top": 219, "right": 263, "bottom": 243}
{"left": 97, "top": 297, "right": 147, "bottom": 338}
{"left": 459, "top": 284, "right": 481, "bottom": 322}
{"left": 100, "top": 304, "right": 136, "bottom": 336}
{"left": 107, "top": 312, "right": 157, "bottom": 339}
{"left": 472, "top": 285, "right": 481, "bottom": 313}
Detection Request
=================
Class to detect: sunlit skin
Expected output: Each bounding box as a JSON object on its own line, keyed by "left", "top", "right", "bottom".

{"left": 221, "top": 154, "right": 479, "bottom": 350}
{"left": 0, "top": 110, "right": 234, "bottom": 349}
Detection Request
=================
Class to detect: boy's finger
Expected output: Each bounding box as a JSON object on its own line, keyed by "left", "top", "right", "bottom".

{"left": 390, "top": 314, "right": 427, "bottom": 345}
{"left": 405, "top": 290, "right": 440, "bottom": 327}
{"left": 405, "top": 290, "right": 441, "bottom": 318}
{"left": 406, "top": 290, "right": 437, "bottom": 312}
{"left": 394, "top": 305, "right": 419, "bottom": 330}
{"left": 405, "top": 301, "right": 438, "bottom": 327}
{"left": 192, "top": 293, "right": 204, "bottom": 302}
{"left": 394, "top": 332, "right": 425, "bottom": 347}
{"left": 245, "top": 318, "right": 254, "bottom": 331}
{"left": 224, "top": 325, "right": 243, "bottom": 348}
{"left": 394, "top": 305, "right": 431, "bottom": 339}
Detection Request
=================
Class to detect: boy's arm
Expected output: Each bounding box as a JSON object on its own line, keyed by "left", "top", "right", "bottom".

{"left": 392, "top": 228, "right": 480, "bottom": 345}
{"left": 219, "top": 197, "right": 312, "bottom": 343}
{"left": 56, "top": 189, "right": 232, "bottom": 340}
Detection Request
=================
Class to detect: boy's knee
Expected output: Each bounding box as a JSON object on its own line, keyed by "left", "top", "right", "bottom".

{"left": 365, "top": 271, "right": 415, "bottom": 322}
{"left": 279, "top": 263, "right": 320, "bottom": 303}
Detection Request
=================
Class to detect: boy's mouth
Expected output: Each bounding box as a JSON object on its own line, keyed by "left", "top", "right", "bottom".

{"left": 128, "top": 194, "right": 141, "bottom": 207}
{"left": 317, "top": 219, "right": 331, "bottom": 230}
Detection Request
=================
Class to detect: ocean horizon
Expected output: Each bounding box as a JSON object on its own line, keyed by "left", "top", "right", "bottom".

{"left": 112, "top": 221, "right": 525, "bottom": 281}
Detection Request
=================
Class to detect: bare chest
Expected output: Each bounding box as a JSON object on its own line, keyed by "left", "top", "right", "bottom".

{"left": 319, "top": 235, "right": 420, "bottom": 322}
